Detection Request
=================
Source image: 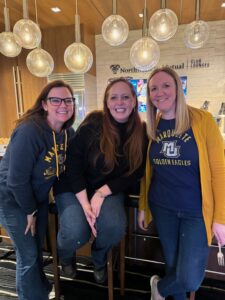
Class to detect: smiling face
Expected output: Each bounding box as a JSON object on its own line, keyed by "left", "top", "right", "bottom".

{"left": 149, "top": 71, "right": 177, "bottom": 119}
{"left": 42, "top": 87, "right": 74, "bottom": 132}
{"left": 106, "top": 81, "right": 136, "bottom": 123}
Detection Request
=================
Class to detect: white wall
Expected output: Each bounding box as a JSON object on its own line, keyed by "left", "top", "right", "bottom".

{"left": 95, "top": 20, "right": 225, "bottom": 119}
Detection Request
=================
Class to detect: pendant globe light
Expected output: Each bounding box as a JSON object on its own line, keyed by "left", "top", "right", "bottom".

{"left": 149, "top": 0, "right": 178, "bottom": 42}
{"left": 184, "top": 0, "right": 209, "bottom": 49}
{"left": 26, "top": 0, "right": 54, "bottom": 77}
{"left": 0, "top": 1, "right": 22, "bottom": 57}
{"left": 130, "top": 0, "right": 160, "bottom": 72}
{"left": 26, "top": 48, "right": 54, "bottom": 77}
{"left": 64, "top": 0, "right": 93, "bottom": 74}
{"left": 101, "top": 0, "right": 129, "bottom": 46}
{"left": 13, "top": 0, "right": 42, "bottom": 50}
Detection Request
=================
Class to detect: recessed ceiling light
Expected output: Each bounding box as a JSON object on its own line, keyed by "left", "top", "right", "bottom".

{"left": 221, "top": 2, "right": 225, "bottom": 7}
{"left": 51, "top": 7, "right": 61, "bottom": 13}
{"left": 139, "top": 13, "right": 143, "bottom": 18}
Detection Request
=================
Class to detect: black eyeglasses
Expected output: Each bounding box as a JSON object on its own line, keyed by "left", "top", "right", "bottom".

{"left": 47, "top": 97, "right": 75, "bottom": 106}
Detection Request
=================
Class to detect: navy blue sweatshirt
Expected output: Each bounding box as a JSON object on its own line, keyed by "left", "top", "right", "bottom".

{"left": 0, "top": 119, "right": 74, "bottom": 214}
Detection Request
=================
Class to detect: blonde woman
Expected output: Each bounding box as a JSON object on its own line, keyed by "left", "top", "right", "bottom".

{"left": 138, "top": 67, "right": 225, "bottom": 300}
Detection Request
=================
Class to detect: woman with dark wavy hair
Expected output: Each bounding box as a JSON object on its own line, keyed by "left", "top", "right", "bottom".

{"left": 54, "top": 77, "right": 148, "bottom": 283}
{"left": 0, "top": 80, "right": 75, "bottom": 300}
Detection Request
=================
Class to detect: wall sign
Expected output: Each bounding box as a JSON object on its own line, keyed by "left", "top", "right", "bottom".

{"left": 110, "top": 58, "right": 210, "bottom": 74}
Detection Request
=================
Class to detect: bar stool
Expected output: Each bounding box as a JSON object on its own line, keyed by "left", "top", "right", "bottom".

{"left": 48, "top": 202, "right": 125, "bottom": 300}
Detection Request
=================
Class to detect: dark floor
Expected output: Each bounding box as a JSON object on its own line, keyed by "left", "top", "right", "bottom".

{"left": 0, "top": 243, "right": 225, "bottom": 300}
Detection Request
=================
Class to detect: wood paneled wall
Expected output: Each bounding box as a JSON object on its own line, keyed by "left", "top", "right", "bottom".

{"left": 0, "top": 24, "right": 96, "bottom": 137}
{"left": 42, "top": 25, "right": 96, "bottom": 76}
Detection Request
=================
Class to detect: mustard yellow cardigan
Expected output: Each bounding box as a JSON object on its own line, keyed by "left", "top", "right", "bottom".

{"left": 139, "top": 106, "right": 225, "bottom": 245}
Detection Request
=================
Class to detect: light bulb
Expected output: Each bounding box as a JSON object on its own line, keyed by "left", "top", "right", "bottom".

{"left": 64, "top": 42, "right": 93, "bottom": 74}
{"left": 184, "top": 20, "right": 209, "bottom": 49}
{"left": 0, "top": 32, "right": 22, "bottom": 57}
{"left": 102, "top": 15, "right": 129, "bottom": 46}
{"left": 130, "top": 37, "right": 160, "bottom": 71}
{"left": 158, "top": 16, "right": 169, "bottom": 35}
{"left": 26, "top": 48, "right": 54, "bottom": 77}
{"left": 13, "top": 19, "right": 42, "bottom": 49}
{"left": 149, "top": 8, "right": 178, "bottom": 42}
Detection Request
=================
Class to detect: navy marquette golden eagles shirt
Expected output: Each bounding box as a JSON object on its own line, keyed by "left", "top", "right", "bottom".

{"left": 0, "top": 120, "right": 73, "bottom": 214}
{"left": 149, "top": 118, "right": 202, "bottom": 216}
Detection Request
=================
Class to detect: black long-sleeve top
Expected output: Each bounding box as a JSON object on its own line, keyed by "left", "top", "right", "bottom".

{"left": 54, "top": 111, "right": 148, "bottom": 198}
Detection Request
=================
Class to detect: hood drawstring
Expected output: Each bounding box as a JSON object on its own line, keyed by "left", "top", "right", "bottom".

{"left": 52, "top": 130, "right": 68, "bottom": 179}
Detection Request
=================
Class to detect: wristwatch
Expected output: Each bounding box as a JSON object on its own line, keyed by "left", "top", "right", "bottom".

{"left": 31, "top": 209, "right": 38, "bottom": 217}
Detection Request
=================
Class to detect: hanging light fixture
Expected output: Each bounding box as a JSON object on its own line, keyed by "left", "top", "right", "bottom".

{"left": 101, "top": 0, "right": 129, "bottom": 46}
{"left": 26, "top": 47, "right": 54, "bottom": 77}
{"left": 13, "top": 0, "right": 42, "bottom": 49}
{"left": 184, "top": 0, "right": 209, "bottom": 49}
{"left": 0, "top": 0, "right": 22, "bottom": 57}
{"left": 149, "top": 0, "right": 178, "bottom": 42}
{"left": 130, "top": 0, "right": 160, "bottom": 72}
{"left": 26, "top": 0, "right": 54, "bottom": 77}
{"left": 64, "top": 0, "right": 93, "bottom": 74}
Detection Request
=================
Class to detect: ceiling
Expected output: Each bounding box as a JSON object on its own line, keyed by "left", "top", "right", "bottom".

{"left": 0, "top": 0, "right": 225, "bottom": 35}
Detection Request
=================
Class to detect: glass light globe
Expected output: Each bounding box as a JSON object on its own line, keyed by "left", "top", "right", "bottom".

{"left": 26, "top": 48, "right": 54, "bottom": 77}
{"left": 130, "top": 37, "right": 160, "bottom": 71}
{"left": 13, "top": 19, "right": 42, "bottom": 49}
{"left": 102, "top": 14, "right": 129, "bottom": 46}
{"left": 64, "top": 42, "right": 93, "bottom": 74}
{"left": 149, "top": 8, "right": 178, "bottom": 41}
{"left": 0, "top": 32, "right": 22, "bottom": 57}
{"left": 184, "top": 20, "right": 209, "bottom": 49}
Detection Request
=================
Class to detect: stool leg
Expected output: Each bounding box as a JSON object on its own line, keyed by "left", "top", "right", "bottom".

{"left": 49, "top": 213, "right": 60, "bottom": 300}
{"left": 119, "top": 237, "right": 125, "bottom": 296}
{"left": 190, "top": 292, "right": 196, "bottom": 300}
{"left": 107, "top": 249, "right": 113, "bottom": 300}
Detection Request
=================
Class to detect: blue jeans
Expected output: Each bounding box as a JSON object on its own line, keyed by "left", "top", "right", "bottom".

{"left": 150, "top": 202, "right": 210, "bottom": 300}
{"left": 0, "top": 184, "right": 50, "bottom": 300}
{"left": 55, "top": 192, "right": 127, "bottom": 268}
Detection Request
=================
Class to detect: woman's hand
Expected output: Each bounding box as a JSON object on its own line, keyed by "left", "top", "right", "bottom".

{"left": 90, "top": 192, "right": 105, "bottom": 218}
{"left": 212, "top": 222, "right": 225, "bottom": 246}
{"left": 75, "top": 189, "right": 97, "bottom": 236}
{"left": 82, "top": 203, "right": 97, "bottom": 237}
{"left": 25, "top": 214, "right": 36, "bottom": 236}
{"left": 138, "top": 210, "right": 148, "bottom": 231}
{"left": 90, "top": 185, "right": 111, "bottom": 218}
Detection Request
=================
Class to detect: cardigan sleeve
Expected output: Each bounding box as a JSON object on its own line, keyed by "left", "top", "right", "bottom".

{"left": 205, "top": 113, "right": 225, "bottom": 223}
{"left": 138, "top": 141, "right": 152, "bottom": 225}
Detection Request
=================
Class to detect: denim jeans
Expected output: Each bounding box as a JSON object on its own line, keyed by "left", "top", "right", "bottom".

{"left": 150, "top": 202, "right": 210, "bottom": 300}
{"left": 55, "top": 192, "right": 127, "bottom": 268}
{"left": 0, "top": 184, "right": 50, "bottom": 300}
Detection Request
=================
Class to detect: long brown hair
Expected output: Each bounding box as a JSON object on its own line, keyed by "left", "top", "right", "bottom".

{"left": 146, "top": 66, "right": 190, "bottom": 140}
{"left": 16, "top": 80, "right": 75, "bottom": 130}
{"left": 101, "top": 77, "right": 145, "bottom": 175}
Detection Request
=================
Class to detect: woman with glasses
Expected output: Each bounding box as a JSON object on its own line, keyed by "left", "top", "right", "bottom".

{"left": 0, "top": 80, "right": 75, "bottom": 300}
{"left": 54, "top": 77, "right": 148, "bottom": 283}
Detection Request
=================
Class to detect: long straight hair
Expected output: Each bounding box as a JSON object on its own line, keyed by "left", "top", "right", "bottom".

{"left": 16, "top": 80, "right": 75, "bottom": 130}
{"left": 100, "top": 77, "right": 145, "bottom": 175}
{"left": 146, "top": 67, "right": 190, "bottom": 140}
